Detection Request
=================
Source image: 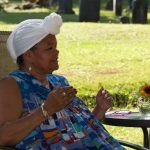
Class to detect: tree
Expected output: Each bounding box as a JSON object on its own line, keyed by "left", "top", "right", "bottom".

{"left": 113, "top": 0, "right": 122, "bottom": 16}
{"left": 79, "top": 0, "right": 101, "bottom": 22}
{"left": 57, "top": 0, "right": 75, "bottom": 14}
{"left": 105, "top": 0, "right": 113, "bottom": 10}
{"left": 132, "top": 0, "right": 148, "bottom": 24}
{"left": 129, "top": 0, "right": 133, "bottom": 9}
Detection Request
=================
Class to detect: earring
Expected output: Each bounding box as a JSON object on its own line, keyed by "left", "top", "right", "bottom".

{"left": 28, "top": 66, "right": 32, "bottom": 71}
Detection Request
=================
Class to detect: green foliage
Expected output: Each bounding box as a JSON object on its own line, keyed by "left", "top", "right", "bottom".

{"left": 1, "top": 22, "right": 150, "bottom": 109}
{"left": 122, "top": 7, "right": 130, "bottom": 17}
{"left": 54, "top": 23, "right": 150, "bottom": 110}
{"left": 0, "top": 0, "right": 8, "bottom": 11}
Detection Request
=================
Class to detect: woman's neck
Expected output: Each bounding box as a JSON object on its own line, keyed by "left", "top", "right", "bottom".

{"left": 20, "top": 67, "right": 48, "bottom": 85}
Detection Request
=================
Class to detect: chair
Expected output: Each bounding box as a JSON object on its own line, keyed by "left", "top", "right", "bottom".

{"left": 0, "top": 31, "right": 149, "bottom": 150}
{"left": 0, "top": 31, "right": 19, "bottom": 150}
{"left": 0, "top": 146, "right": 21, "bottom": 150}
{"left": 119, "top": 140, "right": 149, "bottom": 150}
{"left": 149, "top": 130, "right": 150, "bottom": 150}
{"left": 0, "top": 31, "right": 16, "bottom": 79}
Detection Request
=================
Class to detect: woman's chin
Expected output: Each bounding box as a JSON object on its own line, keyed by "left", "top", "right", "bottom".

{"left": 48, "top": 66, "right": 59, "bottom": 74}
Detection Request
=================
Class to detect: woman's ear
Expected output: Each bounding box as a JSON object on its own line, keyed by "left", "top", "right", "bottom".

{"left": 23, "top": 50, "right": 34, "bottom": 63}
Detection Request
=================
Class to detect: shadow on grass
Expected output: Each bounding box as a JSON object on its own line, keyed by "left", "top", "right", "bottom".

{"left": 0, "top": 11, "right": 120, "bottom": 25}
{"left": 1, "top": 10, "right": 150, "bottom": 25}
{"left": 0, "top": 12, "right": 79, "bottom": 24}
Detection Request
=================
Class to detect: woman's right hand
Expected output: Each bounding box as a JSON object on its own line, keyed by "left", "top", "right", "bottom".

{"left": 45, "top": 84, "right": 77, "bottom": 115}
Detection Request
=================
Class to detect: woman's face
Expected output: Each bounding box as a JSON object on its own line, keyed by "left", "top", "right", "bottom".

{"left": 30, "top": 34, "right": 59, "bottom": 74}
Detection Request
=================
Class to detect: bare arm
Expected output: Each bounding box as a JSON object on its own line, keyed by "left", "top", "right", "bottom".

{"left": 0, "top": 77, "right": 45, "bottom": 146}
{"left": 0, "top": 78, "right": 76, "bottom": 146}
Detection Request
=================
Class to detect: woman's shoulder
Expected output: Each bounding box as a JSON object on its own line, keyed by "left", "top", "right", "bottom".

{"left": 0, "top": 76, "right": 18, "bottom": 90}
{"left": 0, "top": 77, "right": 21, "bottom": 106}
{"left": 0, "top": 76, "right": 23, "bottom": 125}
{"left": 0, "top": 76, "right": 17, "bottom": 84}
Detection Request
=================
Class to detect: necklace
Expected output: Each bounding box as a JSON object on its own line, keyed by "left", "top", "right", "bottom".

{"left": 20, "top": 68, "right": 52, "bottom": 89}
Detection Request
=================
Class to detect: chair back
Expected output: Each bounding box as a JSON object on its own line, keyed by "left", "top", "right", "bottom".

{"left": 0, "top": 31, "right": 16, "bottom": 79}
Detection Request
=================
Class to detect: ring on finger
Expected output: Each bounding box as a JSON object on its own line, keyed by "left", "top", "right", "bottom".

{"left": 62, "top": 92, "right": 66, "bottom": 96}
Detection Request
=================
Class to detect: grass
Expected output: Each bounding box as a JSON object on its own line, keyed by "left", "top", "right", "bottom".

{"left": 56, "top": 23, "right": 150, "bottom": 109}
{"left": 1, "top": 1, "right": 150, "bottom": 149}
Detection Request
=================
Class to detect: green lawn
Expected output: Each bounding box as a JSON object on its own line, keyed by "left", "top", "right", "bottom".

{"left": 56, "top": 23, "right": 150, "bottom": 109}
{"left": 1, "top": 1, "right": 150, "bottom": 149}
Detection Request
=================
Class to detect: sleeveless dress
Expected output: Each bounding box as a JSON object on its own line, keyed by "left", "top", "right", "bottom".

{"left": 10, "top": 70, "right": 125, "bottom": 150}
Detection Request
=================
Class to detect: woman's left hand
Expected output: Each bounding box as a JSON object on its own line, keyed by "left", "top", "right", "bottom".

{"left": 93, "top": 87, "right": 113, "bottom": 120}
{"left": 96, "top": 87, "right": 113, "bottom": 112}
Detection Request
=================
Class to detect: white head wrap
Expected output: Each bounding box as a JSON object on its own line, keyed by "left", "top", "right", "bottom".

{"left": 7, "top": 12, "right": 62, "bottom": 63}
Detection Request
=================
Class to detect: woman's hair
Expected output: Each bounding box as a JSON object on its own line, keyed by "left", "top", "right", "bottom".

{"left": 16, "top": 55, "right": 24, "bottom": 68}
{"left": 16, "top": 44, "right": 37, "bottom": 68}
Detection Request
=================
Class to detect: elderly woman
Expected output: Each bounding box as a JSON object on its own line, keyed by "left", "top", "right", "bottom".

{"left": 0, "top": 13, "right": 125, "bottom": 150}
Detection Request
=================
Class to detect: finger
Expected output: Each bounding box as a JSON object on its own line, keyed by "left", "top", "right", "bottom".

{"left": 54, "top": 83, "right": 61, "bottom": 89}
{"left": 107, "top": 96, "right": 113, "bottom": 101}
{"left": 106, "top": 102, "right": 112, "bottom": 107}
{"left": 65, "top": 88, "right": 77, "bottom": 95}
{"left": 62, "top": 89, "right": 76, "bottom": 98}
{"left": 104, "top": 93, "right": 108, "bottom": 98}
{"left": 59, "top": 86, "right": 72, "bottom": 94}
{"left": 65, "top": 91, "right": 76, "bottom": 99}
{"left": 54, "top": 84, "right": 64, "bottom": 93}
{"left": 98, "top": 86, "right": 104, "bottom": 93}
{"left": 63, "top": 90, "right": 75, "bottom": 98}
{"left": 106, "top": 98, "right": 113, "bottom": 106}
{"left": 102, "top": 89, "right": 106, "bottom": 94}
{"left": 52, "top": 88, "right": 66, "bottom": 99}
{"left": 105, "top": 99, "right": 112, "bottom": 105}
{"left": 103, "top": 89, "right": 110, "bottom": 95}
{"left": 62, "top": 87, "right": 77, "bottom": 96}
{"left": 63, "top": 86, "right": 77, "bottom": 93}
{"left": 63, "top": 86, "right": 73, "bottom": 89}
{"left": 55, "top": 85, "right": 65, "bottom": 95}
{"left": 96, "top": 87, "right": 104, "bottom": 97}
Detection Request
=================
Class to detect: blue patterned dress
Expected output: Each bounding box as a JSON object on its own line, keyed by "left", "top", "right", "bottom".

{"left": 10, "top": 70, "right": 125, "bottom": 150}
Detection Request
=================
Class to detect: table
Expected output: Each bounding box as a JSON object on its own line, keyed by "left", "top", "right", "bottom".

{"left": 103, "top": 111, "right": 150, "bottom": 149}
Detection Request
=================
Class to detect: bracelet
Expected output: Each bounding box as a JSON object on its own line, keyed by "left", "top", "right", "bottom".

{"left": 41, "top": 102, "right": 49, "bottom": 120}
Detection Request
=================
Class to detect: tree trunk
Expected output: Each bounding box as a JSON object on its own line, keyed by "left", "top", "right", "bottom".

{"left": 113, "top": 0, "right": 122, "bottom": 16}
{"left": 79, "top": 0, "right": 101, "bottom": 22}
{"left": 105, "top": 0, "right": 113, "bottom": 10}
{"left": 38, "top": 0, "right": 53, "bottom": 7}
{"left": 129, "top": 0, "right": 133, "bottom": 9}
{"left": 57, "top": 0, "right": 74, "bottom": 14}
{"left": 132, "top": 0, "right": 148, "bottom": 24}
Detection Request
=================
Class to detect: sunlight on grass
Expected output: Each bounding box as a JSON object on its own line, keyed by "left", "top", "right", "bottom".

{"left": 104, "top": 125, "right": 143, "bottom": 150}
{"left": 55, "top": 23, "right": 150, "bottom": 111}
{"left": 1, "top": 22, "right": 150, "bottom": 107}
{"left": 1, "top": 8, "right": 150, "bottom": 147}
{"left": 57, "top": 23, "right": 150, "bottom": 87}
